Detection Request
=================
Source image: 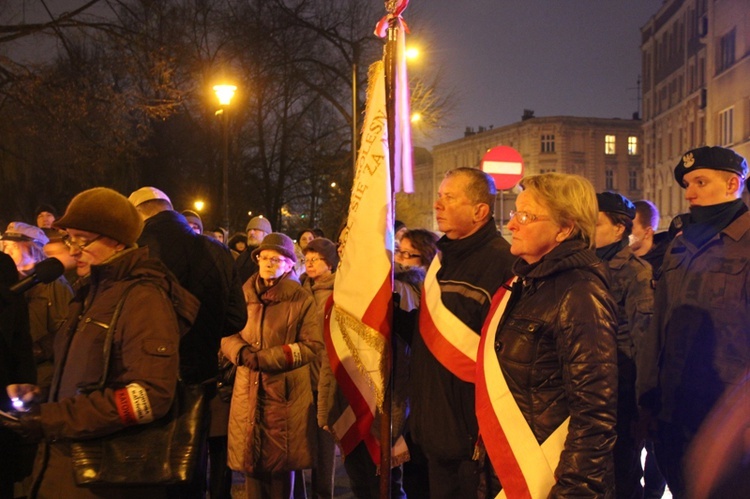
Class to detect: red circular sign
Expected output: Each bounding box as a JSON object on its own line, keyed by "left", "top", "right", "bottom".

{"left": 481, "top": 146, "right": 524, "bottom": 190}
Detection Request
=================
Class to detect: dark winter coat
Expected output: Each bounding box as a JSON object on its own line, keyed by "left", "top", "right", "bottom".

{"left": 495, "top": 239, "right": 619, "bottom": 497}
{"left": 32, "top": 247, "right": 200, "bottom": 498}
{"left": 410, "top": 219, "right": 515, "bottom": 461}
{"left": 638, "top": 211, "right": 750, "bottom": 433}
{"left": 138, "top": 210, "right": 247, "bottom": 383}
{"left": 221, "top": 272, "right": 323, "bottom": 474}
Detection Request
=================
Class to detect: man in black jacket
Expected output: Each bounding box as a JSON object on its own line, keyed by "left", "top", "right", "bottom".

{"left": 410, "top": 168, "right": 515, "bottom": 499}
{"left": 129, "top": 187, "right": 247, "bottom": 383}
{"left": 129, "top": 186, "right": 247, "bottom": 499}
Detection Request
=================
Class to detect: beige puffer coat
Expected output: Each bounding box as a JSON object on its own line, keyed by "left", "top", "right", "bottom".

{"left": 221, "top": 272, "right": 323, "bottom": 474}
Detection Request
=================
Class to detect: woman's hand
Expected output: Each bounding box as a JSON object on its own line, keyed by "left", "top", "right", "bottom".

{"left": 240, "top": 347, "right": 259, "bottom": 370}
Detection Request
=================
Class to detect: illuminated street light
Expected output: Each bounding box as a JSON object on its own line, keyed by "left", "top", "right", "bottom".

{"left": 194, "top": 200, "right": 205, "bottom": 212}
{"left": 213, "top": 83, "right": 237, "bottom": 230}
{"left": 411, "top": 113, "right": 422, "bottom": 123}
{"left": 213, "top": 85, "right": 237, "bottom": 106}
{"left": 405, "top": 47, "right": 420, "bottom": 60}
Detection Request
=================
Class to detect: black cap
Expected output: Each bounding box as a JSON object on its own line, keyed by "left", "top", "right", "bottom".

{"left": 674, "top": 146, "right": 748, "bottom": 187}
{"left": 596, "top": 191, "right": 636, "bottom": 219}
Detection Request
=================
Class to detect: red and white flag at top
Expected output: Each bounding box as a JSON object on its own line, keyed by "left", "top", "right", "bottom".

{"left": 324, "top": 59, "right": 394, "bottom": 465}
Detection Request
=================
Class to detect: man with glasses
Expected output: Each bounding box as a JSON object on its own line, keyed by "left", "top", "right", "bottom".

{"left": 2, "top": 187, "right": 200, "bottom": 497}
{"left": 409, "top": 167, "right": 515, "bottom": 499}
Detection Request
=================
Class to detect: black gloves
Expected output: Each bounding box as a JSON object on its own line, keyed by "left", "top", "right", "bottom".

{"left": 0, "top": 405, "right": 43, "bottom": 443}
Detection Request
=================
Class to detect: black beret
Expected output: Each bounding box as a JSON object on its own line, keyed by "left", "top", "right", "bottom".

{"left": 674, "top": 146, "right": 748, "bottom": 187}
{"left": 596, "top": 191, "right": 636, "bottom": 219}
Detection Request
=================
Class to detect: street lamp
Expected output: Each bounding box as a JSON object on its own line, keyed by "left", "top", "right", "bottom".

{"left": 194, "top": 200, "right": 205, "bottom": 212}
{"left": 213, "top": 84, "right": 237, "bottom": 230}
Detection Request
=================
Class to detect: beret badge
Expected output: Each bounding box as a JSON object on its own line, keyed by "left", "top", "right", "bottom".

{"left": 682, "top": 152, "right": 695, "bottom": 168}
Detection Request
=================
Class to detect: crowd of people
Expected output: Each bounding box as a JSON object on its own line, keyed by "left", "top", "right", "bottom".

{"left": 0, "top": 143, "right": 748, "bottom": 499}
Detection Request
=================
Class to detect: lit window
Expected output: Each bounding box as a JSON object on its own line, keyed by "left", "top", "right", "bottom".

{"left": 541, "top": 134, "right": 555, "bottom": 153}
{"left": 719, "top": 107, "right": 734, "bottom": 146}
{"left": 628, "top": 136, "right": 638, "bottom": 155}
{"left": 605, "top": 135, "right": 616, "bottom": 155}
{"left": 605, "top": 170, "right": 614, "bottom": 190}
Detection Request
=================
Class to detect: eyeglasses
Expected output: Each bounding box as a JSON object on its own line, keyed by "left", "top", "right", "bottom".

{"left": 509, "top": 210, "right": 551, "bottom": 225}
{"left": 63, "top": 234, "right": 103, "bottom": 251}
{"left": 304, "top": 257, "right": 324, "bottom": 265}
{"left": 395, "top": 250, "right": 421, "bottom": 260}
{"left": 256, "top": 255, "right": 284, "bottom": 265}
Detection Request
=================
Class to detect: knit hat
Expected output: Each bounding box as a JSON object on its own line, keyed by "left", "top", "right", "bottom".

{"left": 251, "top": 232, "right": 297, "bottom": 262}
{"left": 1, "top": 222, "right": 49, "bottom": 246}
{"left": 596, "top": 191, "right": 636, "bottom": 219}
{"left": 54, "top": 187, "right": 144, "bottom": 246}
{"left": 128, "top": 186, "right": 172, "bottom": 208}
{"left": 181, "top": 210, "right": 203, "bottom": 233}
{"left": 303, "top": 238, "right": 339, "bottom": 270}
{"left": 674, "top": 146, "right": 748, "bottom": 187}
{"left": 34, "top": 204, "right": 57, "bottom": 219}
{"left": 246, "top": 216, "right": 272, "bottom": 234}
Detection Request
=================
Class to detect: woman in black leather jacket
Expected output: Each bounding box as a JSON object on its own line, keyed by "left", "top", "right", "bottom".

{"left": 489, "top": 173, "right": 618, "bottom": 497}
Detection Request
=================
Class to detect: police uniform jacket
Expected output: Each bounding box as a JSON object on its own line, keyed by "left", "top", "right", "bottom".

{"left": 638, "top": 210, "right": 750, "bottom": 432}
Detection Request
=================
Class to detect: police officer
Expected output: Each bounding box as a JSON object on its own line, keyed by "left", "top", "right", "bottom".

{"left": 595, "top": 191, "right": 654, "bottom": 499}
{"left": 638, "top": 146, "right": 750, "bottom": 496}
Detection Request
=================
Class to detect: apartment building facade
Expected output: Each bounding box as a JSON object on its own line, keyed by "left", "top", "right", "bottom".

{"left": 641, "top": 0, "right": 750, "bottom": 228}
{"left": 420, "top": 115, "right": 643, "bottom": 232}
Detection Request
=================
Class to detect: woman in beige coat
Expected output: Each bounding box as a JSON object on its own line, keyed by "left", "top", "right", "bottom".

{"left": 221, "top": 233, "right": 323, "bottom": 498}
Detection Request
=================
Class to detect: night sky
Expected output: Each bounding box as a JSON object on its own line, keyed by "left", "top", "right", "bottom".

{"left": 4, "top": 0, "right": 665, "bottom": 149}
{"left": 408, "top": 0, "right": 664, "bottom": 146}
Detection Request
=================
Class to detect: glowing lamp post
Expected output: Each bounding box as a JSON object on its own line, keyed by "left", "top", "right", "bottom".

{"left": 213, "top": 84, "right": 237, "bottom": 229}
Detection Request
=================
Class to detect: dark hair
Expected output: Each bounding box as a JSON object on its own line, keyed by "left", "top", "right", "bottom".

{"left": 312, "top": 227, "right": 325, "bottom": 238}
{"left": 444, "top": 167, "right": 496, "bottom": 216}
{"left": 634, "top": 200, "right": 659, "bottom": 231}
{"left": 227, "top": 232, "right": 247, "bottom": 252}
{"left": 296, "top": 228, "right": 316, "bottom": 241}
{"left": 401, "top": 228, "right": 439, "bottom": 267}
{"left": 602, "top": 211, "right": 633, "bottom": 241}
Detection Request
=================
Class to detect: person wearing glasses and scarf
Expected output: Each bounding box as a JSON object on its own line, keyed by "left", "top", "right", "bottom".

{"left": 487, "top": 173, "right": 618, "bottom": 497}
{"left": 221, "top": 232, "right": 323, "bottom": 498}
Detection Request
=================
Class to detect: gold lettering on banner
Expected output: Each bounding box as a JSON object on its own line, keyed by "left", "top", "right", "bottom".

{"left": 334, "top": 305, "right": 388, "bottom": 410}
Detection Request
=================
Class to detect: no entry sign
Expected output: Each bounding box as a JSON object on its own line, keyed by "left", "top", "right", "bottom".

{"left": 481, "top": 146, "right": 524, "bottom": 190}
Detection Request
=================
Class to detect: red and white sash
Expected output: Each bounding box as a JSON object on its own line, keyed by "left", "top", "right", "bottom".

{"left": 419, "top": 256, "right": 481, "bottom": 383}
{"left": 476, "top": 280, "right": 570, "bottom": 498}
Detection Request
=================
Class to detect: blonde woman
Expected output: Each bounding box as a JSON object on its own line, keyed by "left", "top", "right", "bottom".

{"left": 488, "top": 173, "right": 618, "bottom": 497}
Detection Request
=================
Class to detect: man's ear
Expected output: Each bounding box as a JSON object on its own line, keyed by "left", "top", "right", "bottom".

{"left": 727, "top": 174, "right": 742, "bottom": 197}
{"left": 474, "top": 203, "right": 491, "bottom": 223}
